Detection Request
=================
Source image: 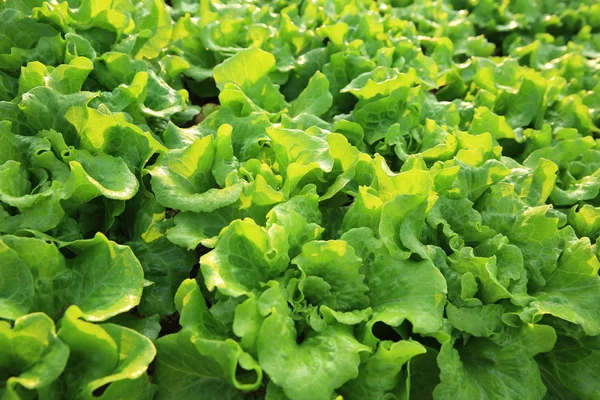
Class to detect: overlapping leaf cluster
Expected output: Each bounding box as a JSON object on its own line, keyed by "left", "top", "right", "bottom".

{"left": 1, "top": 0, "right": 600, "bottom": 399}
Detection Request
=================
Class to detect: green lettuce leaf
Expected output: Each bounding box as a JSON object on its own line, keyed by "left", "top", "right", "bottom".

{"left": 257, "top": 290, "right": 371, "bottom": 400}
{"left": 434, "top": 325, "right": 556, "bottom": 400}
{"left": 0, "top": 313, "right": 69, "bottom": 399}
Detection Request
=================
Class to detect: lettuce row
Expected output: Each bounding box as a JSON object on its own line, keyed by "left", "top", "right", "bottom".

{"left": 0, "top": 0, "right": 599, "bottom": 399}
